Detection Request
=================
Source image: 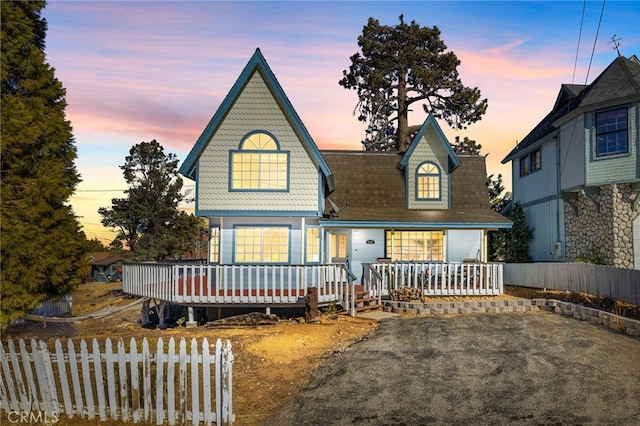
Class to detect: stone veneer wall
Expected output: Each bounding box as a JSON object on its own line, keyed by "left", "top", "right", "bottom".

{"left": 565, "top": 184, "right": 638, "bottom": 268}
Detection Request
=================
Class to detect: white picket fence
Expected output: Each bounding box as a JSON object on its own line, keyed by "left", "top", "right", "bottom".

{"left": 0, "top": 337, "right": 234, "bottom": 425}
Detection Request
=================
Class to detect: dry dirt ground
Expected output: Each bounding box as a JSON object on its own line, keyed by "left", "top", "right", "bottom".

{"left": 2, "top": 282, "right": 638, "bottom": 425}
{"left": 1, "top": 282, "right": 377, "bottom": 426}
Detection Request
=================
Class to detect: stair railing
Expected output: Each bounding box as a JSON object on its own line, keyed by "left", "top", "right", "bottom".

{"left": 337, "top": 264, "right": 358, "bottom": 316}
{"left": 362, "top": 263, "right": 384, "bottom": 307}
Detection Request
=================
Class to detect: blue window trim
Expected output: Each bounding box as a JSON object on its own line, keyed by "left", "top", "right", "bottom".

{"left": 239, "top": 130, "right": 282, "bottom": 150}
{"left": 384, "top": 229, "right": 445, "bottom": 262}
{"left": 415, "top": 161, "right": 442, "bottom": 201}
{"left": 231, "top": 224, "right": 291, "bottom": 264}
{"left": 229, "top": 130, "right": 291, "bottom": 192}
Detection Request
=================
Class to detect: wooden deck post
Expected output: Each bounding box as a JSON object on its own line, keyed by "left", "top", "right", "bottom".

{"left": 186, "top": 306, "right": 197, "bottom": 328}
{"left": 157, "top": 301, "right": 167, "bottom": 329}
{"left": 141, "top": 299, "right": 150, "bottom": 327}
{"left": 304, "top": 287, "right": 318, "bottom": 323}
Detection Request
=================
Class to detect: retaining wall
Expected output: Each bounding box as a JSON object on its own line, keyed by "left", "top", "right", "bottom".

{"left": 383, "top": 299, "right": 640, "bottom": 338}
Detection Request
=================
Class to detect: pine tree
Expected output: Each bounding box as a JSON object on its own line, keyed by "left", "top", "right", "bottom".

{"left": 1, "top": 1, "right": 87, "bottom": 327}
{"left": 489, "top": 202, "right": 533, "bottom": 262}
{"left": 339, "top": 15, "right": 488, "bottom": 152}
{"left": 99, "top": 140, "right": 200, "bottom": 260}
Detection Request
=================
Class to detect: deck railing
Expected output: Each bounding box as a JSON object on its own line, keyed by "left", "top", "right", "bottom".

{"left": 123, "top": 261, "right": 504, "bottom": 312}
{"left": 372, "top": 261, "right": 503, "bottom": 296}
{"left": 123, "top": 263, "right": 353, "bottom": 305}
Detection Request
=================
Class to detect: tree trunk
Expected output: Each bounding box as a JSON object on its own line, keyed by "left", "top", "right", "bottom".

{"left": 304, "top": 287, "right": 318, "bottom": 323}
{"left": 397, "top": 70, "right": 409, "bottom": 152}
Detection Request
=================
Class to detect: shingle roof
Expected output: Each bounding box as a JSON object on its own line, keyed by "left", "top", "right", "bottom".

{"left": 320, "top": 151, "right": 511, "bottom": 227}
{"left": 580, "top": 55, "right": 640, "bottom": 107}
{"left": 502, "top": 55, "right": 640, "bottom": 164}
{"left": 91, "top": 255, "right": 121, "bottom": 267}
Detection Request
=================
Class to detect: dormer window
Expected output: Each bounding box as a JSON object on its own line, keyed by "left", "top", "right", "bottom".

{"left": 230, "top": 131, "right": 289, "bottom": 191}
{"left": 416, "top": 161, "right": 441, "bottom": 200}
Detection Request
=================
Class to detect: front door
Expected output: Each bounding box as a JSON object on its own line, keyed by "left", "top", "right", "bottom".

{"left": 330, "top": 231, "right": 349, "bottom": 268}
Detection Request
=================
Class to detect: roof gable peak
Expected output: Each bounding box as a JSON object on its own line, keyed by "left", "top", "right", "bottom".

{"left": 179, "top": 48, "right": 332, "bottom": 187}
{"left": 398, "top": 114, "right": 461, "bottom": 171}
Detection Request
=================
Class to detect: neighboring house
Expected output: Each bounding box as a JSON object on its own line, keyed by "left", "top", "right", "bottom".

{"left": 502, "top": 55, "right": 640, "bottom": 268}
{"left": 178, "top": 48, "right": 511, "bottom": 275}
{"left": 88, "top": 252, "right": 122, "bottom": 282}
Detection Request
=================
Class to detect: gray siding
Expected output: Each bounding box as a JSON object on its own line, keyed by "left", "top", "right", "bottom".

{"left": 524, "top": 199, "right": 565, "bottom": 262}
{"left": 512, "top": 140, "right": 557, "bottom": 205}
{"left": 559, "top": 116, "right": 586, "bottom": 191}
{"left": 197, "top": 71, "right": 321, "bottom": 213}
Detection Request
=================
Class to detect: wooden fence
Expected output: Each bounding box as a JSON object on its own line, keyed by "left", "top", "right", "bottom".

{"left": 28, "top": 296, "right": 73, "bottom": 317}
{"left": 0, "top": 337, "right": 234, "bottom": 425}
{"left": 504, "top": 262, "right": 640, "bottom": 306}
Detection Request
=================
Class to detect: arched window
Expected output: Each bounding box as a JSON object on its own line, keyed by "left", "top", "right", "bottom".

{"left": 230, "top": 131, "right": 289, "bottom": 191}
{"left": 416, "top": 162, "right": 441, "bottom": 200}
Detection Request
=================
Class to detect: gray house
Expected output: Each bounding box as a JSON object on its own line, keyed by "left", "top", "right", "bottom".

{"left": 502, "top": 55, "right": 640, "bottom": 268}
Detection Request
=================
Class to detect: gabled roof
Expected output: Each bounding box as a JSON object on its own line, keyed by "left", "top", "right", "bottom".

{"left": 502, "top": 55, "right": 640, "bottom": 164}
{"left": 580, "top": 54, "right": 640, "bottom": 107}
{"left": 321, "top": 151, "right": 511, "bottom": 228}
{"left": 89, "top": 253, "right": 121, "bottom": 267}
{"left": 552, "top": 84, "right": 587, "bottom": 110}
{"left": 398, "top": 114, "right": 461, "bottom": 172}
{"left": 178, "top": 48, "right": 333, "bottom": 190}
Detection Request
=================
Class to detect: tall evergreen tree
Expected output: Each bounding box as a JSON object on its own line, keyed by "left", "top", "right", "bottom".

{"left": 1, "top": 1, "right": 87, "bottom": 327}
{"left": 99, "top": 140, "right": 199, "bottom": 260}
{"left": 340, "top": 15, "right": 488, "bottom": 152}
{"left": 489, "top": 202, "right": 533, "bottom": 262}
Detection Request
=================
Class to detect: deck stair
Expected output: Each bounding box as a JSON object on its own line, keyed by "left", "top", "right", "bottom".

{"left": 353, "top": 284, "right": 383, "bottom": 313}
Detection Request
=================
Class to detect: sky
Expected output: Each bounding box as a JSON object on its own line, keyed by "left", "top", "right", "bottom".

{"left": 41, "top": 0, "right": 640, "bottom": 243}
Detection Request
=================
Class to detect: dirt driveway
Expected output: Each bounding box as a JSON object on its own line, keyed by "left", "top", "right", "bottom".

{"left": 266, "top": 312, "right": 640, "bottom": 425}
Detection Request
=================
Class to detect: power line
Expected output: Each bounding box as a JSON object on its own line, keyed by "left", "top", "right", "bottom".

{"left": 76, "top": 185, "right": 195, "bottom": 193}
{"left": 585, "top": 0, "right": 606, "bottom": 85}
{"left": 75, "top": 189, "right": 126, "bottom": 193}
{"left": 571, "top": 0, "right": 587, "bottom": 84}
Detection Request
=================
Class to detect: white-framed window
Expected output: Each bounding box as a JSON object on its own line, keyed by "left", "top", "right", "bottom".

{"left": 596, "top": 107, "right": 628, "bottom": 156}
{"left": 210, "top": 226, "right": 220, "bottom": 263}
{"left": 416, "top": 162, "right": 441, "bottom": 200}
{"left": 305, "top": 227, "right": 320, "bottom": 263}
{"left": 234, "top": 226, "right": 289, "bottom": 263}
{"left": 230, "top": 131, "right": 289, "bottom": 191}
{"left": 385, "top": 230, "right": 443, "bottom": 261}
